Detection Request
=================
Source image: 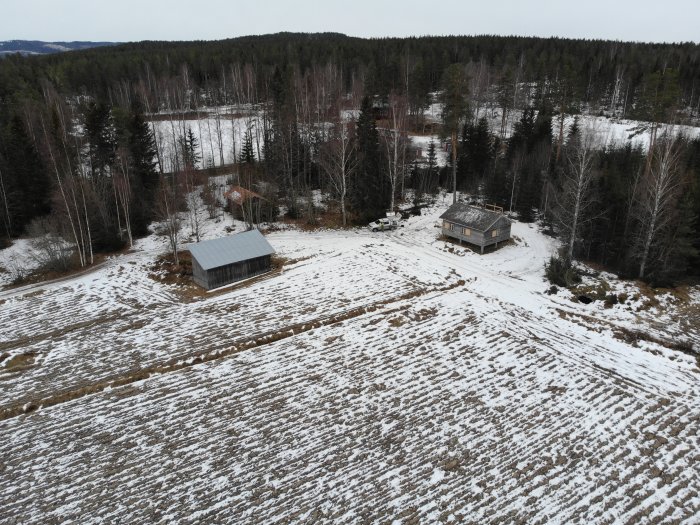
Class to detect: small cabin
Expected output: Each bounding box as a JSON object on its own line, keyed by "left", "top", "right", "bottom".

{"left": 188, "top": 230, "right": 275, "bottom": 290}
{"left": 224, "top": 185, "right": 276, "bottom": 224}
{"left": 439, "top": 203, "right": 512, "bottom": 254}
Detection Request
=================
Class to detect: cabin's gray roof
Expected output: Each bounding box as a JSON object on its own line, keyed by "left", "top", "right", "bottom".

{"left": 439, "top": 203, "right": 511, "bottom": 231}
{"left": 187, "top": 230, "right": 275, "bottom": 271}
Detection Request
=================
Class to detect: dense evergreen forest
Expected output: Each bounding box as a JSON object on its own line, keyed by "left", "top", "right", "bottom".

{"left": 0, "top": 32, "right": 698, "bottom": 284}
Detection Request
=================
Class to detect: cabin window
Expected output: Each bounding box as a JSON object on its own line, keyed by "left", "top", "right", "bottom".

{"left": 492, "top": 229, "right": 499, "bottom": 238}
{"left": 443, "top": 221, "right": 454, "bottom": 230}
{"left": 463, "top": 228, "right": 471, "bottom": 236}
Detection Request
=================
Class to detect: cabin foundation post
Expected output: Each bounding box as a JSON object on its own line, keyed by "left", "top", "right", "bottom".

{"left": 480, "top": 245, "right": 484, "bottom": 255}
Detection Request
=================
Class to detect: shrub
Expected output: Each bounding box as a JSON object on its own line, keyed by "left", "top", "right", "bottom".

{"left": 27, "top": 217, "right": 76, "bottom": 273}
{"left": 604, "top": 294, "right": 619, "bottom": 308}
{"left": 545, "top": 255, "right": 581, "bottom": 287}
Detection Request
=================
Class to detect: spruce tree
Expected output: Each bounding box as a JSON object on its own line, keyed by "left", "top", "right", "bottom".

{"left": 239, "top": 129, "right": 255, "bottom": 164}
{"left": 181, "top": 127, "right": 201, "bottom": 169}
{"left": 85, "top": 101, "right": 116, "bottom": 178}
{"left": 0, "top": 116, "right": 50, "bottom": 236}
{"left": 426, "top": 139, "right": 438, "bottom": 193}
{"left": 126, "top": 108, "right": 158, "bottom": 235}
{"left": 350, "top": 96, "right": 389, "bottom": 221}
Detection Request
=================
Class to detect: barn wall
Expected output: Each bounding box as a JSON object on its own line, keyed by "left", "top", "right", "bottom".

{"left": 192, "top": 257, "right": 208, "bottom": 289}
{"left": 205, "top": 255, "right": 271, "bottom": 290}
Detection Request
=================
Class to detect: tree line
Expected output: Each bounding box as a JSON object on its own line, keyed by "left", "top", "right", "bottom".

{"left": 0, "top": 33, "right": 698, "bottom": 284}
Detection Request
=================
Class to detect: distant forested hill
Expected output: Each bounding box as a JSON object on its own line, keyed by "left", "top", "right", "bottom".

{"left": 0, "top": 32, "right": 698, "bottom": 118}
{"left": 0, "top": 40, "right": 117, "bottom": 56}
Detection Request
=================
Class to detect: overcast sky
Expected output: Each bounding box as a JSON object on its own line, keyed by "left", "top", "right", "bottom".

{"left": 2, "top": 0, "right": 699, "bottom": 43}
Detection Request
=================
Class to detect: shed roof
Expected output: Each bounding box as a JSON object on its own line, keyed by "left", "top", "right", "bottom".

{"left": 187, "top": 230, "right": 275, "bottom": 271}
{"left": 439, "top": 203, "right": 511, "bottom": 231}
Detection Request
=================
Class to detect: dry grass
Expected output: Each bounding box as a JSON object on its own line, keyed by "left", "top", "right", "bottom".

{"left": 2, "top": 353, "right": 36, "bottom": 372}
{"left": 278, "top": 209, "right": 356, "bottom": 231}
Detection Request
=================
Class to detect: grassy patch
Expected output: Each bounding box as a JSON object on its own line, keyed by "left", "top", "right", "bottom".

{"left": 2, "top": 352, "right": 36, "bottom": 372}
{"left": 570, "top": 280, "right": 611, "bottom": 303}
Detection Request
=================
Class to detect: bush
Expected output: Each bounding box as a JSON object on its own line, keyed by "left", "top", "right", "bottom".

{"left": 604, "top": 294, "right": 619, "bottom": 308}
{"left": 27, "top": 217, "right": 76, "bottom": 273}
{"left": 545, "top": 255, "right": 581, "bottom": 287}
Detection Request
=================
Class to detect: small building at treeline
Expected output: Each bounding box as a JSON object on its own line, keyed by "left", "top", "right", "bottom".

{"left": 188, "top": 229, "right": 275, "bottom": 290}
{"left": 440, "top": 203, "right": 512, "bottom": 254}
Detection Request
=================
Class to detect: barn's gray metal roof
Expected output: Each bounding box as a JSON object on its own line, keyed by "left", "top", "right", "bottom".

{"left": 439, "top": 203, "right": 511, "bottom": 231}
{"left": 187, "top": 230, "right": 275, "bottom": 271}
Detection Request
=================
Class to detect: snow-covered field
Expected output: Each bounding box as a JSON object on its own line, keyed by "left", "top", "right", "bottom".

{"left": 153, "top": 104, "right": 700, "bottom": 173}
{"left": 151, "top": 110, "right": 265, "bottom": 171}
{"left": 1, "top": 204, "right": 699, "bottom": 523}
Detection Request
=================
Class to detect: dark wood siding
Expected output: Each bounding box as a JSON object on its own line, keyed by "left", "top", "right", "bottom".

{"left": 203, "top": 255, "right": 271, "bottom": 290}
{"left": 192, "top": 257, "right": 207, "bottom": 288}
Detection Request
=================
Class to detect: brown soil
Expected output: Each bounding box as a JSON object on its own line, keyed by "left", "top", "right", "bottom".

{"left": 0, "top": 278, "right": 466, "bottom": 421}
{"left": 2, "top": 353, "right": 36, "bottom": 372}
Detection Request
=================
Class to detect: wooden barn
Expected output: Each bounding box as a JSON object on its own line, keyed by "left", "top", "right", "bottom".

{"left": 440, "top": 203, "right": 512, "bottom": 254}
{"left": 188, "top": 230, "right": 275, "bottom": 290}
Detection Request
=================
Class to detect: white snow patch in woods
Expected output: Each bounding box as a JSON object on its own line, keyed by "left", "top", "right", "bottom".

{"left": 0, "top": 239, "right": 42, "bottom": 287}
{"left": 146, "top": 105, "right": 700, "bottom": 175}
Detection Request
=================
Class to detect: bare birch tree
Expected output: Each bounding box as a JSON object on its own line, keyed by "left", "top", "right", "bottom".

{"left": 156, "top": 174, "right": 182, "bottom": 265}
{"left": 635, "top": 133, "right": 685, "bottom": 279}
{"left": 382, "top": 93, "right": 409, "bottom": 212}
{"left": 554, "top": 127, "right": 600, "bottom": 263}
{"left": 114, "top": 148, "right": 134, "bottom": 247}
{"left": 319, "top": 119, "right": 357, "bottom": 226}
{"left": 0, "top": 165, "right": 12, "bottom": 239}
{"left": 183, "top": 167, "right": 206, "bottom": 242}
